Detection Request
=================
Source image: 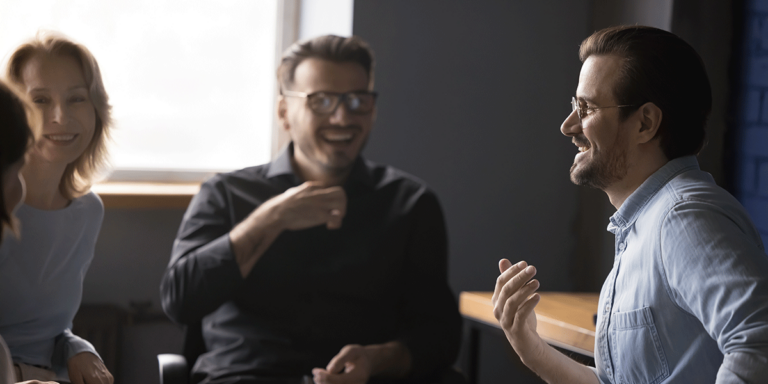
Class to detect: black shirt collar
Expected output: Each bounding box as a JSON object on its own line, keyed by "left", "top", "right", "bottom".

{"left": 266, "top": 142, "right": 375, "bottom": 189}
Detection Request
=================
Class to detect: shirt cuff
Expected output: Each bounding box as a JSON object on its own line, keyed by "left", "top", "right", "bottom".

{"left": 52, "top": 329, "right": 102, "bottom": 380}
{"left": 717, "top": 352, "right": 768, "bottom": 383}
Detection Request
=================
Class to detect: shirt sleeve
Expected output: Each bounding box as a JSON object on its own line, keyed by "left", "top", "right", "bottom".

{"left": 51, "top": 327, "right": 101, "bottom": 380}
{"left": 160, "top": 177, "right": 245, "bottom": 325}
{"left": 395, "top": 190, "right": 462, "bottom": 380}
{"left": 660, "top": 200, "right": 768, "bottom": 384}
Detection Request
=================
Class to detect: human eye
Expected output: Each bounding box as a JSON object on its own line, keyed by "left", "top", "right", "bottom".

{"left": 30, "top": 95, "right": 48, "bottom": 104}
{"left": 308, "top": 93, "right": 335, "bottom": 112}
{"left": 346, "top": 94, "right": 361, "bottom": 110}
{"left": 68, "top": 93, "right": 88, "bottom": 103}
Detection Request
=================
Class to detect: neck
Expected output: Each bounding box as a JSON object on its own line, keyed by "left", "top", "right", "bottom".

{"left": 22, "top": 155, "right": 70, "bottom": 210}
{"left": 604, "top": 150, "right": 668, "bottom": 210}
{"left": 291, "top": 154, "right": 351, "bottom": 187}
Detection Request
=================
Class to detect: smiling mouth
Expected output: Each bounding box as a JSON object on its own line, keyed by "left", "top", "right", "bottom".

{"left": 578, "top": 145, "right": 590, "bottom": 153}
{"left": 44, "top": 134, "right": 78, "bottom": 142}
{"left": 320, "top": 129, "right": 357, "bottom": 145}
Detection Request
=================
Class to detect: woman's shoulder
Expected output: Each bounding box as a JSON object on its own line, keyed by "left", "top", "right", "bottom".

{"left": 69, "top": 190, "right": 105, "bottom": 222}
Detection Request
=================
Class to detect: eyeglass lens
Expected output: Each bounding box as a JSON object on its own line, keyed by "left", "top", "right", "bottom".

{"left": 571, "top": 97, "right": 583, "bottom": 121}
{"left": 308, "top": 92, "right": 375, "bottom": 115}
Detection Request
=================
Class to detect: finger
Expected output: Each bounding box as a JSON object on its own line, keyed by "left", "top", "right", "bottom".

{"left": 312, "top": 368, "right": 329, "bottom": 384}
{"left": 516, "top": 291, "right": 542, "bottom": 323}
{"left": 325, "top": 352, "right": 349, "bottom": 374}
{"left": 499, "top": 258, "right": 513, "bottom": 273}
{"left": 326, "top": 209, "right": 343, "bottom": 230}
{"left": 492, "top": 260, "right": 527, "bottom": 306}
{"left": 500, "top": 279, "right": 540, "bottom": 328}
{"left": 494, "top": 265, "right": 536, "bottom": 320}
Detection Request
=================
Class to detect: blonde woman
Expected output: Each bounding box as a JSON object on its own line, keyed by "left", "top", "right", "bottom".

{"left": 0, "top": 32, "right": 113, "bottom": 384}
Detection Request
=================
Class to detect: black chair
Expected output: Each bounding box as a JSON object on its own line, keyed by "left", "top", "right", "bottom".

{"left": 157, "top": 323, "right": 467, "bottom": 384}
{"left": 157, "top": 321, "right": 204, "bottom": 384}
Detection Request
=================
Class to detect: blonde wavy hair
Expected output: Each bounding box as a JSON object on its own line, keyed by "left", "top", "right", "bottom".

{"left": 5, "top": 31, "right": 112, "bottom": 199}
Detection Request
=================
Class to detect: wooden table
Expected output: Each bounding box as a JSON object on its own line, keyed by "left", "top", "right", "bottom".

{"left": 459, "top": 291, "right": 599, "bottom": 383}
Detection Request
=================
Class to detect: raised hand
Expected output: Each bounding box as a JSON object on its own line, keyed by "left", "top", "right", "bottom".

{"left": 271, "top": 181, "right": 347, "bottom": 231}
{"left": 230, "top": 181, "right": 348, "bottom": 278}
{"left": 492, "top": 259, "right": 546, "bottom": 364}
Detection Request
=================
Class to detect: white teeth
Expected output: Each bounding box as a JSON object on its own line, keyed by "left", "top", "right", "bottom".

{"left": 578, "top": 146, "right": 590, "bottom": 153}
{"left": 322, "top": 132, "right": 353, "bottom": 142}
{"left": 46, "top": 134, "right": 76, "bottom": 141}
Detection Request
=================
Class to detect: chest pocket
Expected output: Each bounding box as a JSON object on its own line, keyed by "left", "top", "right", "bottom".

{"left": 609, "top": 306, "right": 669, "bottom": 384}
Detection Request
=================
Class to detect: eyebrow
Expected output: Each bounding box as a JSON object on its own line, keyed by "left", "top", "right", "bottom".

{"left": 576, "top": 95, "right": 597, "bottom": 105}
{"left": 28, "top": 85, "right": 88, "bottom": 92}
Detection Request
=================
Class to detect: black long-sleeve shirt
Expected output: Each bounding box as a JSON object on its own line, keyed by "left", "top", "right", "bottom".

{"left": 160, "top": 145, "right": 462, "bottom": 384}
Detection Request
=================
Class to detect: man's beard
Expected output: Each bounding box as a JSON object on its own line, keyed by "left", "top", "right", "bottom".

{"left": 570, "top": 134, "right": 628, "bottom": 190}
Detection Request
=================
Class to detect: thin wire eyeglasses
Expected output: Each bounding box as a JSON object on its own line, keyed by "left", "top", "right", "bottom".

{"left": 282, "top": 90, "right": 378, "bottom": 115}
{"left": 571, "top": 97, "right": 636, "bottom": 123}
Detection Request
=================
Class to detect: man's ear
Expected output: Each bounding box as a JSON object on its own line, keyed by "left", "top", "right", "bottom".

{"left": 635, "top": 102, "right": 662, "bottom": 144}
{"left": 277, "top": 95, "right": 289, "bottom": 131}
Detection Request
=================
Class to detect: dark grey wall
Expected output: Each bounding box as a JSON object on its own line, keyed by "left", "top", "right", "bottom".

{"left": 354, "top": 0, "right": 591, "bottom": 295}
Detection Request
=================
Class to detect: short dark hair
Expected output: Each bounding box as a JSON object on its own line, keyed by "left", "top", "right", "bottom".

{"left": 579, "top": 25, "right": 712, "bottom": 160}
{"left": 0, "top": 80, "right": 35, "bottom": 241}
{"left": 277, "top": 35, "right": 375, "bottom": 90}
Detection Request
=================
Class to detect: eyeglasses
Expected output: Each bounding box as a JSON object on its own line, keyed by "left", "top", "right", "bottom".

{"left": 282, "top": 90, "right": 378, "bottom": 115}
{"left": 571, "top": 97, "right": 636, "bottom": 123}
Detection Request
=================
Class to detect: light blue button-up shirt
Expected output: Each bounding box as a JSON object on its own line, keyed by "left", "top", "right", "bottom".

{"left": 591, "top": 156, "right": 768, "bottom": 384}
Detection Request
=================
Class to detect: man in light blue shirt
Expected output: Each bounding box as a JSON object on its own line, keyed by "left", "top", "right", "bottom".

{"left": 492, "top": 25, "right": 768, "bottom": 383}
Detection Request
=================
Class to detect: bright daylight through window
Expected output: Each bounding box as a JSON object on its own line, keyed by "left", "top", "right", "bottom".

{"left": 0, "top": 0, "right": 279, "bottom": 179}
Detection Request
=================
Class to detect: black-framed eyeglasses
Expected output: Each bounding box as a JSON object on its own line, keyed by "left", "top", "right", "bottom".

{"left": 282, "top": 90, "right": 378, "bottom": 115}
{"left": 571, "top": 97, "right": 636, "bottom": 123}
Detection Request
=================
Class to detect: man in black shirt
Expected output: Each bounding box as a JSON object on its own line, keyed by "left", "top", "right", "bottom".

{"left": 160, "top": 35, "right": 462, "bottom": 384}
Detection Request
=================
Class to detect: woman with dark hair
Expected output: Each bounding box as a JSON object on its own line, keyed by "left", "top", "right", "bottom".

{"left": 0, "top": 31, "right": 113, "bottom": 384}
{"left": 0, "top": 80, "right": 55, "bottom": 384}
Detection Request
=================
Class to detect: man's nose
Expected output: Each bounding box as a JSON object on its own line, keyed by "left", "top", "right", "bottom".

{"left": 328, "top": 102, "right": 353, "bottom": 125}
{"left": 560, "top": 109, "right": 581, "bottom": 136}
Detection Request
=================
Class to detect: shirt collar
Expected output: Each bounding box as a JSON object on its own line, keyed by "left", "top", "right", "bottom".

{"left": 265, "top": 142, "right": 375, "bottom": 189}
{"left": 608, "top": 155, "right": 700, "bottom": 233}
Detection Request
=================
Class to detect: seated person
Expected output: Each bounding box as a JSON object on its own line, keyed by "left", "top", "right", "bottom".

{"left": 0, "top": 32, "right": 114, "bottom": 384}
{"left": 0, "top": 80, "right": 55, "bottom": 384}
{"left": 161, "top": 35, "right": 462, "bottom": 384}
{"left": 493, "top": 25, "right": 768, "bottom": 383}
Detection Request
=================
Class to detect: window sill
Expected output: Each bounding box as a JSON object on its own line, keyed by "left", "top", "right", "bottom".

{"left": 92, "top": 182, "right": 200, "bottom": 209}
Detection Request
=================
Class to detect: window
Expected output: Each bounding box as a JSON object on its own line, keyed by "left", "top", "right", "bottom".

{"left": 0, "top": 0, "right": 354, "bottom": 183}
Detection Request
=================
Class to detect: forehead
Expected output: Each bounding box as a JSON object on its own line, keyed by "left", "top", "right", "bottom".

{"left": 291, "top": 58, "right": 369, "bottom": 93}
{"left": 21, "top": 53, "right": 87, "bottom": 89}
{"left": 576, "top": 55, "right": 623, "bottom": 104}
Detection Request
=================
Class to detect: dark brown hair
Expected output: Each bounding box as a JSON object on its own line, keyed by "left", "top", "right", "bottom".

{"left": 0, "top": 80, "right": 36, "bottom": 241}
{"left": 277, "top": 35, "right": 375, "bottom": 90}
{"left": 6, "top": 31, "right": 112, "bottom": 199}
{"left": 579, "top": 25, "right": 711, "bottom": 160}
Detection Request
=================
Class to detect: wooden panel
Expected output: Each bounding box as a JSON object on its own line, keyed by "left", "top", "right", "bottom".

{"left": 459, "top": 291, "right": 599, "bottom": 357}
{"left": 92, "top": 182, "right": 200, "bottom": 209}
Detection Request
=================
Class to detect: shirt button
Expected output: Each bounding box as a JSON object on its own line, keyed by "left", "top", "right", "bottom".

{"left": 606, "top": 367, "right": 612, "bottom": 376}
{"left": 619, "top": 242, "right": 626, "bottom": 251}
{"left": 604, "top": 304, "right": 610, "bottom": 313}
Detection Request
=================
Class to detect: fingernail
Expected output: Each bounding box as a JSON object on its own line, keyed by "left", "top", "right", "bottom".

{"left": 525, "top": 265, "right": 534, "bottom": 274}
